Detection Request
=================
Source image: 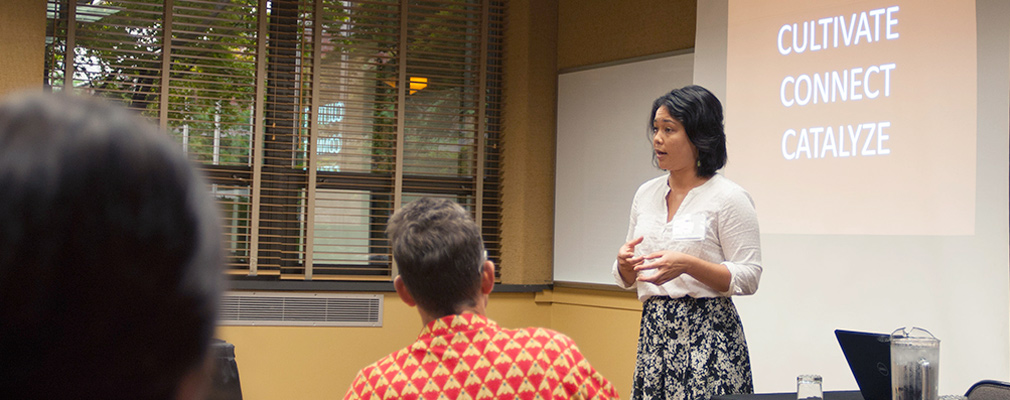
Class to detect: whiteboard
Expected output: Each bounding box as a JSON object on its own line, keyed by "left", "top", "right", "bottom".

{"left": 554, "top": 53, "right": 694, "bottom": 285}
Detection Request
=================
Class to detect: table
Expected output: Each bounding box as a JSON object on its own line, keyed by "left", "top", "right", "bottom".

{"left": 713, "top": 390, "right": 864, "bottom": 400}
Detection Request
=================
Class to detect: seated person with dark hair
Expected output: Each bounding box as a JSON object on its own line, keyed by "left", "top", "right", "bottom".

{"left": 343, "top": 197, "right": 619, "bottom": 400}
{"left": 0, "top": 93, "right": 224, "bottom": 400}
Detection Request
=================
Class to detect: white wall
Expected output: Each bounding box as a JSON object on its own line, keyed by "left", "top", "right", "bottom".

{"left": 695, "top": 0, "right": 1010, "bottom": 394}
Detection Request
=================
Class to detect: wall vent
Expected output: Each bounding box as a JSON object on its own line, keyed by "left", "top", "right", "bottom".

{"left": 220, "top": 292, "right": 382, "bottom": 327}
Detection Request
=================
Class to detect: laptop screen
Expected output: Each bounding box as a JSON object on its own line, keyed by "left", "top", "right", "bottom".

{"left": 835, "top": 329, "right": 892, "bottom": 400}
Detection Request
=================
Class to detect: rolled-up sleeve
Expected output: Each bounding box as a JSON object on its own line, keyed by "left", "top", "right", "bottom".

{"left": 717, "top": 190, "right": 762, "bottom": 296}
{"left": 612, "top": 259, "right": 637, "bottom": 290}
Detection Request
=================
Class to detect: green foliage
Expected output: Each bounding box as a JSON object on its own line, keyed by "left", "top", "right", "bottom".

{"left": 45, "top": 0, "right": 495, "bottom": 174}
{"left": 46, "top": 0, "right": 259, "bottom": 165}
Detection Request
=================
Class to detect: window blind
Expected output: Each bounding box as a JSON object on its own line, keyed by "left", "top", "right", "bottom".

{"left": 45, "top": 0, "right": 504, "bottom": 282}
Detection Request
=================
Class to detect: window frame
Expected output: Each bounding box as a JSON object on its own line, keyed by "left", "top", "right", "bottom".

{"left": 44, "top": 0, "right": 506, "bottom": 287}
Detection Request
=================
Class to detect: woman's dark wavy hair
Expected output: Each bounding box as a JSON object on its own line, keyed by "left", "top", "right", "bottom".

{"left": 648, "top": 85, "right": 728, "bottom": 177}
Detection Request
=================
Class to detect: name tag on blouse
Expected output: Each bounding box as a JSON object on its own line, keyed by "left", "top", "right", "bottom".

{"left": 669, "top": 213, "right": 707, "bottom": 241}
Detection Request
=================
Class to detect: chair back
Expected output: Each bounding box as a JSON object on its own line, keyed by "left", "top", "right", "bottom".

{"left": 966, "top": 380, "right": 1010, "bottom": 400}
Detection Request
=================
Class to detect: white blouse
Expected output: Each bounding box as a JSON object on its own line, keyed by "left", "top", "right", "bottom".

{"left": 612, "top": 174, "right": 763, "bottom": 301}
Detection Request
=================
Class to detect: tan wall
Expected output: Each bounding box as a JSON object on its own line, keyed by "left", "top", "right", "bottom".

{"left": 500, "top": 0, "right": 559, "bottom": 285}
{"left": 216, "top": 292, "right": 553, "bottom": 400}
{"left": 540, "top": 287, "right": 643, "bottom": 397}
{"left": 557, "top": 0, "right": 696, "bottom": 71}
{"left": 0, "top": 0, "right": 45, "bottom": 96}
{"left": 216, "top": 287, "right": 641, "bottom": 400}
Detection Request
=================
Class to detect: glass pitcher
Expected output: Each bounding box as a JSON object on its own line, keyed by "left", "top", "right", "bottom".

{"left": 890, "top": 327, "right": 939, "bottom": 400}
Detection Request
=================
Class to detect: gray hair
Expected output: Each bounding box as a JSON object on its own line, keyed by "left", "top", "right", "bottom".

{"left": 386, "top": 197, "right": 486, "bottom": 317}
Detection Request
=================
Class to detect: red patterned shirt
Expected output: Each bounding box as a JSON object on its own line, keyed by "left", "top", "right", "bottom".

{"left": 344, "top": 313, "right": 619, "bottom": 400}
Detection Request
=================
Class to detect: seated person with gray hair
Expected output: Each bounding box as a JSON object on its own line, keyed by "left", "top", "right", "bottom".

{"left": 343, "top": 197, "right": 619, "bottom": 399}
{"left": 0, "top": 93, "right": 224, "bottom": 400}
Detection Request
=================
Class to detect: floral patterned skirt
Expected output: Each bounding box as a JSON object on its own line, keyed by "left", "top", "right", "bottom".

{"left": 632, "top": 296, "right": 754, "bottom": 400}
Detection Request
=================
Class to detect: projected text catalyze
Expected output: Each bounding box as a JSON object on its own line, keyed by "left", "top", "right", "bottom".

{"left": 777, "top": 6, "right": 900, "bottom": 161}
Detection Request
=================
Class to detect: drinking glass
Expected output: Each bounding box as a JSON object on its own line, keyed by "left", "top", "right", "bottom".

{"left": 797, "top": 374, "right": 823, "bottom": 400}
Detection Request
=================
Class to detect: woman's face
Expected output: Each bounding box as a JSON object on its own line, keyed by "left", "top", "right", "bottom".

{"left": 652, "top": 106, "right": 698, "bottom": 172}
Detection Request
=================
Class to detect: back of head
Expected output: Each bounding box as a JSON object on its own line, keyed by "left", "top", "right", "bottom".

{"left": 385, "top": 198, "right": 486, "bottom": 318}
{"left": 0, "top": 93, "right": 223, "bottom": 399}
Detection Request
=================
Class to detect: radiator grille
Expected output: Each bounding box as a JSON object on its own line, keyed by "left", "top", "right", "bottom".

{"left": 220, "top": 292, "right": 382, "bottom": 327}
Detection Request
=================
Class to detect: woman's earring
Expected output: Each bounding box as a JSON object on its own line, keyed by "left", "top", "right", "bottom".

{"left": 696, "top": 160, "right": 701, "bottom": 168}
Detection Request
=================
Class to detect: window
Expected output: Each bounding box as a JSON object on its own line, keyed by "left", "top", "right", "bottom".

{"left": 45, "top": 0, "right": 504, "bottom": 282}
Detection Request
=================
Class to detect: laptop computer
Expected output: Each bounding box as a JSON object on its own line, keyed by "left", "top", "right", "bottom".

{"left": 835, "top": 329, "right": 892, "bottom": 400}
